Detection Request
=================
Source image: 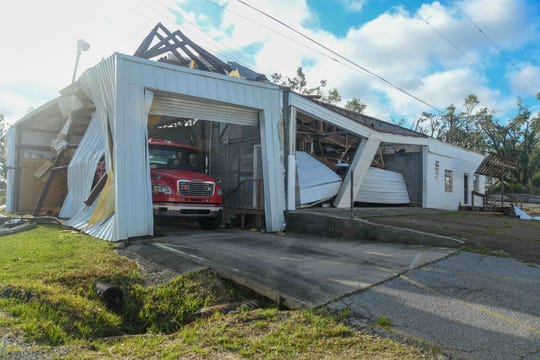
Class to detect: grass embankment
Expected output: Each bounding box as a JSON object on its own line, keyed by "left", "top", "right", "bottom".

{"left": 0, "top": 225, "right": 430, "bottom": 359}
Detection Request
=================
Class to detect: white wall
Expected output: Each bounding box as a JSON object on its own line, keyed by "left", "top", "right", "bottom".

{"left": 424, "top": 139, "right": 485, "bottom": 210}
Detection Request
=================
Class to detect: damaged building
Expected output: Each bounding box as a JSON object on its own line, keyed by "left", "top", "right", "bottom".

{"left": 6, "top": 23, "right": 486, "bottom": 241}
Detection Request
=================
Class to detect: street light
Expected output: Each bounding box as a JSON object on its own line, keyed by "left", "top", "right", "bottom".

{"left": 72, "top": 39, "right": 90, "bottom": 83}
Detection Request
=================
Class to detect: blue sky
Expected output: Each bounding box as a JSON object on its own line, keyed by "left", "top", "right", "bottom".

{"left": 1, "top": 0, "right": 539, "bottom": 126}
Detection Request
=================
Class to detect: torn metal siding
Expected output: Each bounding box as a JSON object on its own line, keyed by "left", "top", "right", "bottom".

{"left": 59, "top": 114, "right": 104, "bottom": 218}
{"left": 64, "top": 55, "right": 121, "bottom": 241}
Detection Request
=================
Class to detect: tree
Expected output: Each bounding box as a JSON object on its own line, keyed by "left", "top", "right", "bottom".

{"left": 480, "top": 98, "right": 540, "bottom": 186}
{"left": 271, "top": 67, "right": 342, "bottom": 104}
{"left": 415, "top": 95, "right": 489, "bottom": 153}
{"left": 345, "top": 97, "right": 367, "bottom": 114}
{"left": 416, "top": 94, "right": 540, "bottom": 189}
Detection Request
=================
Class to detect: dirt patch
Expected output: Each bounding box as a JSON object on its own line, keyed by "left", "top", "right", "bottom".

{"left": 365, "top": 210, "right": 540, "bottom": 264}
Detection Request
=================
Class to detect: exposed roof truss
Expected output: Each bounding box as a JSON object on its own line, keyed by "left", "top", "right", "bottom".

{"left": 475, "top": 153, "right": 516, "bottom": 179}
{"left": 134, "top": 22, "right": 231, "bottom": 74}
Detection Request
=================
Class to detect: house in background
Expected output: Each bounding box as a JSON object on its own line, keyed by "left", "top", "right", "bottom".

{"left": 5, "top": 24, "right": 486, "bottom": 241}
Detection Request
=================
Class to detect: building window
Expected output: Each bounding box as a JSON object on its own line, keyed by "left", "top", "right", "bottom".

{"left": 445, "top": 170, "right": 453, "bottom": 192}
{"left": 473, "top": 175, "right": 480, "bottom": 192}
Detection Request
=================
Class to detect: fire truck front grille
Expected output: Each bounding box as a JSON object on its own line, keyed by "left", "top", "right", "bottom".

{"left": 178, "top": 181, "right": 214, "bottom": 197}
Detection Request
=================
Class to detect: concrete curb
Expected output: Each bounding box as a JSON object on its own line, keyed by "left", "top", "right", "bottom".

{"left": 286, "top": 211, "right": 463, "bottom": 248}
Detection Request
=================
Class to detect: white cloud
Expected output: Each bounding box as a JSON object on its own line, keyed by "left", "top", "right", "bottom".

{"left": 1, "top": 0, "right": 539, "bottom": 126}
{"left": 507, "top": 63, "right": 540, "bottom": 95}
{"left": 0, "top": 0, "right": 179, "bottom": 123}
{"left": 339, "top": 0, "right": 367, "bottom": 12}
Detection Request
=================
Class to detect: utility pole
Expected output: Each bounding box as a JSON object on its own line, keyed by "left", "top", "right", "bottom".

{"left": 72, "top": 39, "right": 90, "bottom": 83}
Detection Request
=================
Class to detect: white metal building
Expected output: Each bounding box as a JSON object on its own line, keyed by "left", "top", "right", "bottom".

{"left": 7, "top": 53, "right": 284, "bottom": 241}
{"left": 6, "top": 53, "right": 485, "bottom": 241}
{"left": 284, "top": 92, "right": 485, "bottom": 211}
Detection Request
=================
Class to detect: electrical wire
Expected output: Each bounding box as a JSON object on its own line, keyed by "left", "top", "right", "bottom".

{"left": 403, "top": 1, "right": 521, "bottom": 101}
{"left": 229, "top": 0, "right": 444, "bottom": 113}
{"left": 448, "top": 0, "right": 540, "bottom": 93}
{"left": 145, "top": 0, "right": 271, "bottom": 76}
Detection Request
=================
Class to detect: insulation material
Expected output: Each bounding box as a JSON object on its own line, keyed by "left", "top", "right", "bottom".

{"left": 88, "top": 169, "right": 115, "bottom": 225}
{"left": 296, "top": 151, "right": 342, "bottom": 207}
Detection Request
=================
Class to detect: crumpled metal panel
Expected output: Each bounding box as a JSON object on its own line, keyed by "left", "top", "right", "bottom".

{"left": 59, "top": 114, "right": 104, "bottom": 218}
{"left": 296, "top": 151, "right": 342, "bottom": 207}
{"left": 63, "top": 55, "right": 120, "bottom": 241}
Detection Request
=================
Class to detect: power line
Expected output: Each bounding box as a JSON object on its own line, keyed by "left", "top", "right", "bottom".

{"left": 403, "top": 1, "right": 520, "bottom": 100}
{"left": 140, "top": 0, "right": 267, "bottom": 75}
{"left": 448, "top": 0, "right": 540, "bottom": 93}
{"left": 207, "top": 0, "right": 444, "bottom": 113}
{"left": 201, "top": 0, "right": 346, "bottom": 71}
{"left": 204, "top": 0, "right": 407, "bottom": 88}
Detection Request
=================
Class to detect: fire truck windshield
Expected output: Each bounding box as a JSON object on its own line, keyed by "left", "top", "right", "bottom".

{"left": 149, "top": 146, "right": 204, "bottom": 172}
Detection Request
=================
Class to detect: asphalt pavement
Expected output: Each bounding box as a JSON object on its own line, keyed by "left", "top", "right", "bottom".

{"left": 329, "top": 252, "right": 540, "bottom": 360}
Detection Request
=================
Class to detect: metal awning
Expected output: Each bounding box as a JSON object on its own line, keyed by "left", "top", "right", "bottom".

{"left": 475, "top": 153, "right": 516, "bottom": 179}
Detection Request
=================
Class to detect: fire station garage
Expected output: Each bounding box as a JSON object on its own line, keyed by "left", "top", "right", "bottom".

{"left": 6, "top": 53, "right": 285, "bottom": 241}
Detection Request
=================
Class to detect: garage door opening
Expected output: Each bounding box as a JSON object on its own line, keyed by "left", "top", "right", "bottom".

{"left": 147, "top": 95, "right": 264, "bottom": 232}
{"left": 294, "top": 109, "right": 411, "bottom": 207}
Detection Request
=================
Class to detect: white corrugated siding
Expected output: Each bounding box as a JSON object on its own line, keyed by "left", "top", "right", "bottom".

{"left": 64, "top": 55, "right": 121, "bottom": 241}
{"left": 115, "top": 54, "right": 284, "bottom": 233}
{"left": 356, "top": 167, "right": 410, "bottom": 204}
{"left": 150, "top": 95, "right": 259, "bottom": 127}
{"left": 296, "top": 152, "right": 342, "bottom": 206}
{"left": 13, "top": 53, "right": 284, "bottom": 240}
{"left": 60, "top": 114, "right": 104, "bottom": 218}
{"left": 113, "top": 56, "right": 154, "bottom": 240}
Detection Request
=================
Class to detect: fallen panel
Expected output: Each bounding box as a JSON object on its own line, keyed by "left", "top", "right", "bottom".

{"left": 356, "top": 167, "right": 410, "bottom": 204}
{"left": 296, "top": 151, "right": 342, "bottom": 207}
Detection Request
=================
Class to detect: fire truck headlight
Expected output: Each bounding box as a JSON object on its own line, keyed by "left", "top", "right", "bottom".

{"left": 152, "top": 184, "right": 172, "bottom": 194}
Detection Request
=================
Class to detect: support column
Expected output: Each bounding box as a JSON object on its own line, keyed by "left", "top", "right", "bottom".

{"left": 333, "top": 137, "right": 380, "bottom": 208}
{"left": 286, "top": 106, "right": 297, "bottom": 210}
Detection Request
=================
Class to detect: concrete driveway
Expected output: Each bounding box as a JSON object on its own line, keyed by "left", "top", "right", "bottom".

{"left": 123, "top": 228, "right": 539, "bottom": 358}
{"left": 127, "top": 228, "right": 454, "bottom": 308}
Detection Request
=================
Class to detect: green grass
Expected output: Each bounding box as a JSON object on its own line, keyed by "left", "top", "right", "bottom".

{"left": 0, "top": 224, "right": 434, "bottom": 359}
{"left": 376, "top": 315, "right": 392, "bottom": 327}
{"left": 0, "top": 225, "right": 138, "bottom": 344}
{"left": 81, "top": 309, "right": 425, "bottom": 359}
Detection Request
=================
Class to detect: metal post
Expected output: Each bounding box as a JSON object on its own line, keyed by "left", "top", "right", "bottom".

{"left": 350, "top": 170, "right": 354, "bottom": 219}
{"left": 501, "top": 177, "right": 504, "bottom": 210}
{"left": 71, "top": 48, "right": 82, "bottom": 83}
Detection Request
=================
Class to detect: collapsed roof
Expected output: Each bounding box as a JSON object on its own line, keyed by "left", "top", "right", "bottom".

{"left": 134, "top": 22, "right": 267, "bottom": 82}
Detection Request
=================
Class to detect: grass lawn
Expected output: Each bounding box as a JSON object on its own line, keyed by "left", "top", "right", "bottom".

{"left": 0, "top": 225, "right": 433, "bottom": 359}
